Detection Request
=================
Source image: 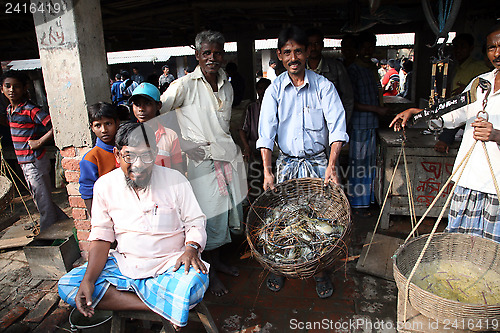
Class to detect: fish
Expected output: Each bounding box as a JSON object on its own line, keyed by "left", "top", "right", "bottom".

{"left": 331, "top": 225, "right": 345, "bottom": 236}
{"left": 306, "top": 249, "right": 318, "bottom": 261}
{"left": 263, "top": 243, "right": 278, "bottom": 255}
{"left": 299, "top": 245, "right": 312, "bottom": 260}
{"left": 278, "top": 245, "right": 312, "bottom": 263}
{"left": 297, "top": 229, "right": 314, "bottom": 242}
{"left": 281, "top": 224, "right": 314, "bottom": 242}
{"left": 307, "top": 219, "right": 335, "bottom": 234}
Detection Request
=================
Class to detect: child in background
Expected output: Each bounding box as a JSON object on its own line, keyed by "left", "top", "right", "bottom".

{"left": 239, "top": 78, "right": 271, "bottom": 201}
{"left": 79, "top": 102, "right": 119, "bottom": 214}
{"left": 0, "top": 70, "right": 68, "bottom": 231}
{"left": 129, "top": 83, "right": 183, "bottom": 173}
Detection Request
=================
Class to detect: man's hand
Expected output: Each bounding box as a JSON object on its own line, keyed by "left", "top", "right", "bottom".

{"left": 472, "top": 117, "right": 500, "bottom": 143}
{"left": 76, "top": 279, "right": 95, "bottom": 317}
{"left": 182, "top": 141, "right": 209, "bottom": 162}
{"left": 28, "top": 139, "right": 42, "bottom": 150}
{"left": 173, "top": 247, "right": 207, "bottom": 275}
{"left": 389, "top": 108, "right": 422, "bottom": 131}
{"left": 324, "top": 166, "right": 339, "bottom": 185}
{"left": 375, "top": 106, "right": 390, "bottom": 117}
{"left": 434, "top": 140, "right": 450, "bottom": 153}
{"left": 263, "top": 171, "right": 276, "bottom": 191}
{"left": 242, "top": 145, "right": 251, "bottom": 162}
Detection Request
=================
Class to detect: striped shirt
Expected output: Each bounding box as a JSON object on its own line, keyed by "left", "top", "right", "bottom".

{"left": 79, "top": 138, "right": 118, "bottom": 200}
{"left": 7, "top": 100, "right": 51, "bottom": 163}
{"left": 348, "top": 60, "right": 382, "bottom": 130}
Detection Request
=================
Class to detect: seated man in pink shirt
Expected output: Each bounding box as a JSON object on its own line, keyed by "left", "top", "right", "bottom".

{"left": 58, "top": 122, "right": 208, "bottom": 330}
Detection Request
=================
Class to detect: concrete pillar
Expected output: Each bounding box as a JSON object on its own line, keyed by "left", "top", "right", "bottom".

{"left": 261, "top": 49, "right": 271, "bottom": 79}
{"left": 236, "top": 37, "right": 256, "bottom": 101}
{"left": 413, "top": 27, "right": 436, "bottom": 107}
{"left": 32, "top": 0, "right": 110, "bottom": 259}
{"left": 31, "top": 72, "right": 48, "bottom": 109}
{"left": 176, "top": 56, "right": 184, "bottom": 78}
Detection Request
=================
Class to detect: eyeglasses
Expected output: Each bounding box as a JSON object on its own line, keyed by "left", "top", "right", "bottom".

{"left": 120, "top": 152, "right": 155, "bottom": 164}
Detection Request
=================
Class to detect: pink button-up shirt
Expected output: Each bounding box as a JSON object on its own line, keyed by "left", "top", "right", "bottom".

{"left": 89, "top": 165, "right": 207, "bottom": 279}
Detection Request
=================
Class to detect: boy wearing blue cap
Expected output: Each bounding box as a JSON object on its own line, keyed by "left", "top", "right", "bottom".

{"left": 130, "top": 83, "right": 183, "bottom": 173}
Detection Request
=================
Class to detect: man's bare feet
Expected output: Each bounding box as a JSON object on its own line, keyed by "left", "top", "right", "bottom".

{"left": 162, "top": 317, "right": 181, "bottom": 332}
{"left": 204, "top": 248, "right": 240, "bottom": 277}
{"left": 214, "top": 261, "right": 240, "bottom": 277}
{"left": 209, "top": 269, "right": 228, "bottom": 296}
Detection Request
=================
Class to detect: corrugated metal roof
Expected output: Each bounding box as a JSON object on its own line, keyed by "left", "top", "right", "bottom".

{"left": 255, "top": 39, "right": 278, "bottom": 50}
{"left": 7, "top": 59, "right": 41, "bottom": 71}
{"left": 324, "top": 39, "right": 342, "bottom": 48}
{"left": 254, "top": 33, "right": 417, "bottom": 50}
{"left": 225, "top": 42, "right": 237, "bottom": 52}
{"left": 107, "top": 48, "right": 172, "bottom": 64}
{"left": 7, "top": 42, "right": 237, "bottom": 70}
{"left": 254, "top": 38, "right": 343, "bottom": 49}
{"left": 7, "top": 33, "right": 455, "bottom": 70}
{"left": 376, "top": 33, "right": 414, "bottom": 46}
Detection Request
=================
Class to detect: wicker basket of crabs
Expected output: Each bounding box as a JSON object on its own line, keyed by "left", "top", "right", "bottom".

{"left": 246, "top": 178, "right": 352, "bottom": 279}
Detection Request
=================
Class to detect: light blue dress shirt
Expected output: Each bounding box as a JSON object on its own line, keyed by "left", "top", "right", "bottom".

{"left": 256, "top": 69, "right": 349, "bottom": 157}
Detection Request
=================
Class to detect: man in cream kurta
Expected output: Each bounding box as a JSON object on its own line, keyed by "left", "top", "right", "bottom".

{"left": 160, "top": 30, "right": 246, "bottom": 297}
{"left": 58, "top": 123, "right": 208, "bottom": 329}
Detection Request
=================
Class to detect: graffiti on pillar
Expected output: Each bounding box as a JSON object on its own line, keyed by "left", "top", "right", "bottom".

{"left": 34, "top": 1, "right": 73, "bottom": 49}
{"left": 416, "top": 161, "right": 454, "bottom": 206}
{"left": 40, "top": 18, "right": 65, "bottom": 47}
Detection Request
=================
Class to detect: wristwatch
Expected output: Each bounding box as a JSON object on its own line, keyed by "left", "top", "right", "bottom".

{"left": 186, "top": 243, "right": 200, "bottom": 252}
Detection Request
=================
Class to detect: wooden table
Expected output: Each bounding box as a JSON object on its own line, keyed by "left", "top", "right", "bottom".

{"left": 375, "top": 129, "right": 460, "bottom": 229}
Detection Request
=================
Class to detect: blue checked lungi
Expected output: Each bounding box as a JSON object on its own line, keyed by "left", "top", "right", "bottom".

{"left": 58, "top": 257, "right": 209, "bottom": 327}
{"left": 446, "top": 185, "right": 500, "bottom": 243}
{"left": 276, "top": 151, "right": 327, "bottom": 183}
{"left": 347, "top": 128, "right": 377, "bottom": 208}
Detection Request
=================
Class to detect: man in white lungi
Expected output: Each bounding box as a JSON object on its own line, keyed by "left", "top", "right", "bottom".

{"left": 160, "top": 30, "right": 247, "bottom": 296}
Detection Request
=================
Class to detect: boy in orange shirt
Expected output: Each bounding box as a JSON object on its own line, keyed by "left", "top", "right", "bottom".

{"left": 79, "top": 102, "right": 120, "bottom": 214}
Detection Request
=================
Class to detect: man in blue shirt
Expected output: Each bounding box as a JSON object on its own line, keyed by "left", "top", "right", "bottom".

{"left": 110, "top": 73, "right": 123, "bottom": 104}
{"left": 119, "top": 71, "right": 138, "bottom": 105}
{"left": 256, "top": 26, "right": 349, "bottom": 299}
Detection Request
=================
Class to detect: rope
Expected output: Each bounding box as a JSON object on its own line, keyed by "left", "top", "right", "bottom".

{"left": 0, "top": 143, "right": 31, "bottom": 191}
{"left": 361, "top": 142, "right": 404, "bottom": 266}
{"left": 438, "top": 0, "right": 455, "bottom": 32}
{"left": 423, "top": 0, "right": 462, "bottom": 44}
{"left": 402, "top": 144, "right": 418, "bottom": 237}
{"left": 0, "top": 143, "right": 38, "bottom": 234}
{"left": 403, "top": 141, "right": 476, "bottom": 243}
{"left": 402, "top": 137, "right": 475, "bottom": 323}
{"left": 481, "top": 141, "right": 500, "bottom": 199}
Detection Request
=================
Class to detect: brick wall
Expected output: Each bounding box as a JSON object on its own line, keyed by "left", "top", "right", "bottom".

{"left": 60, "top": 146, "right": 91, "bottom": 260}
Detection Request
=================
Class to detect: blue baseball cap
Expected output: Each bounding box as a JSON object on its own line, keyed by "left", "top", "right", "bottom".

{"left": 129, "top": 82, "right": 160, "bottom": 103}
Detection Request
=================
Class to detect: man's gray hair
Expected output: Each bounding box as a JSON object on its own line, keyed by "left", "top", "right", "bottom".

{"left": 195, "top": 30, "right": 225, "bottom": 51}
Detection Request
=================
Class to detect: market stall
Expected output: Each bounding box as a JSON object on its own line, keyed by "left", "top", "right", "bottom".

{"left": 375, "top": 129, "right": 460, "bottom": 229}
